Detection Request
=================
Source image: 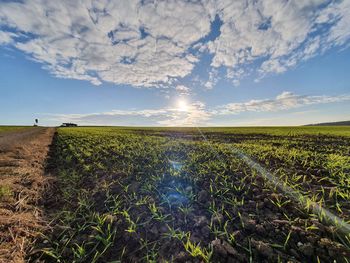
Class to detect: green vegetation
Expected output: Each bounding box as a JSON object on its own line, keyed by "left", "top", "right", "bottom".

{"left": 33, "top": 126, "right": 350, "bottom": 262}
{"left": 0, "top": 185, "right": 11, "bottom": 200}
{"left": 120, "top": 125, "right": 350, "bottom": 137}
{"left": 0, "top": 126, "right": 31, "bottom": 133}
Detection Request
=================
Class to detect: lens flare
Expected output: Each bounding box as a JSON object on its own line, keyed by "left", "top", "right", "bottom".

{"left": 177, "top": 99, "right": 188, "bottom": 112}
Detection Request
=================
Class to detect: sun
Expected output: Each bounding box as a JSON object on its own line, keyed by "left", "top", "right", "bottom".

{"left": 177, "top": 99, "right": 189, "bottom": 112}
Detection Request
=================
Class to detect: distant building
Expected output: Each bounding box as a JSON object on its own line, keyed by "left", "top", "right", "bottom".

{"left": 61, "top": 123, "right": 78, "bottom": 127}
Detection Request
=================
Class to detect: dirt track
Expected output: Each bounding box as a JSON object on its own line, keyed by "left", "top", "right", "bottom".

{"left": 0, "top": 127, "right": 55, "bottom": 263}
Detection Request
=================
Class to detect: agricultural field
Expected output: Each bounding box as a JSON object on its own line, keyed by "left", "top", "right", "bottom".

{"left": 0, "top": 126, "right": 30, "bottom": 133}
{"left": 32, "top": 126, "right": 350, "bottom": 262}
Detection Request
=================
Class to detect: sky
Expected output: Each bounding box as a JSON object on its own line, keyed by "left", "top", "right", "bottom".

{"left": 0, "top": 0, "right": 350, "bottom": 126}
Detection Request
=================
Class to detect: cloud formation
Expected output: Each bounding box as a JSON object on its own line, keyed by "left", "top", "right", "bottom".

{"left": 0, "top": 0, "right": 349, "bottom": 87}
{"left": 216, "top": 92, "right": 350, "bottom": 115}
{"left": 45, "top": 92, "right": 350, "bottom": 126}
{"left": 47, "top": 101, "right": 211, "bottom": 127}
{"left": 175, "top": 85, "right": 190, "bottom": 96}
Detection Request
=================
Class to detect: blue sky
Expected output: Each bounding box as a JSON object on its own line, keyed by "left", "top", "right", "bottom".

{"left": 0, "top": 0, "right": 350, "bottom": 126}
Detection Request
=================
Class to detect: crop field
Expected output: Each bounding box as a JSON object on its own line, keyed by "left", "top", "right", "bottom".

{"left": 32, "top": 127, "right": 350, "bottom": 262}
{"left": 0, "top": 126, "right": 30, "bottom": 133}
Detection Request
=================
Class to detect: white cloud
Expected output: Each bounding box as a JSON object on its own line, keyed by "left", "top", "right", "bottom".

{"left": 204, "top": 68, "right": 219, "bottom": 89}
{"left": 158, "top": 101, "right": 211, "bottom": 126}
{"left": 0, "top": 0, "right": 211, "bottom": 87}
{"left": 44, "top": 92, "right": 350, "bottom": 126}
{"left": 0, "top": 0, "right": 349, "bottom": 87}
{"left": 47, "top": 101, "right": 211, "bottom": 126}
{"left": 216, "top": 92, "right": 350, "bottom": 115}
{"left": 317, "top": 0, "right": 350, "bottom": 48}
{"left": 0, "top": 31, "right": 16, "bottom": 44}
{"left": 175, "top": 85, "right": 190, "bottom": 96}
{"left": 204, "top": 0, "right": 350, "bottom": 82}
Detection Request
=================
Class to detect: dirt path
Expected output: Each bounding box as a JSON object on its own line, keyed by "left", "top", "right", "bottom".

{"left": 0, "top": 127, "right": 55, "bottom": 263}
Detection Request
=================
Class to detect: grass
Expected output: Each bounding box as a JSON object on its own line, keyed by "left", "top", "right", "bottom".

{"left": 0, "top": 185, "right": 11, "bottom": 200}
{"left": 31, "top": 126, "right": 350, "bottom": 262}
{"left": 0, "top": 126, "right": 31, "bottom": 133}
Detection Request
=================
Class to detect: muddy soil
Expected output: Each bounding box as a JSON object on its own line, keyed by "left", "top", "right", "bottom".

{"left": 0, "top": 127, "right": 55, "bottom": 263}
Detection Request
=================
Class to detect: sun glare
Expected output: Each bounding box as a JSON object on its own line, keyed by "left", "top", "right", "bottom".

{"left": 177, "top": 99, "right": 189, "bottom": 112}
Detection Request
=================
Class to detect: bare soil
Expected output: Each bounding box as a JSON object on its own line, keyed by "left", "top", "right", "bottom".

{"left": 0, "top": 127, "right": 55, "bottom": 263}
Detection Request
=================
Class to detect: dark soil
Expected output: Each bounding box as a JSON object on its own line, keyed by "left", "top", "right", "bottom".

{"left": 31, "top": 129, "right": 350, "bottom": 262}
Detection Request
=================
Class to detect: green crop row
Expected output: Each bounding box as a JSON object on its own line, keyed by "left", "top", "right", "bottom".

{"left": 32, "top": 127, "right": 350, "bottom": 262}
